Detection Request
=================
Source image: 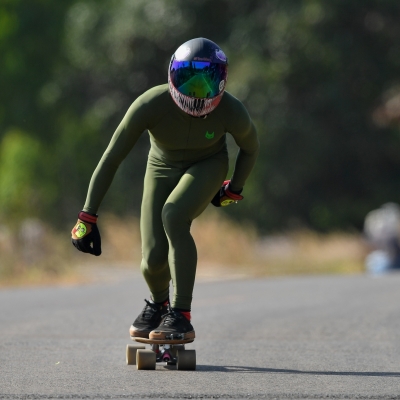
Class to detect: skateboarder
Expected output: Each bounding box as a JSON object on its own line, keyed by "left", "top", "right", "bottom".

{"left": 71, "top": 38, "right": 259, "bottom": 342}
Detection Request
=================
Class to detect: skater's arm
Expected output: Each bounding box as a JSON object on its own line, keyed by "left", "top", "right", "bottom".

{"left": 83, "top": 97, "right": 150, "bottom": 214}
{"left": 226, "top": 103, "right": 260, "bottom": 192}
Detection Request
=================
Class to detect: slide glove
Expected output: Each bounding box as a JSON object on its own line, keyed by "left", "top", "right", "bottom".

{"left": 71, "top": 211, "right": 102, "bottom": 256}
{"left": 211, "top": 180, "right": 244, "bottom": 207}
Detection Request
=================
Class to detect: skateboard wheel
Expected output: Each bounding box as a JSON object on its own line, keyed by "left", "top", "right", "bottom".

{"left": 136, "top": 349, "right": 156, "bottom": 370}
{"left": 170, "top": 344, "right": 185, "bottom": 357}
{"left": 177, "top": 349, "right": 196, "bottom": 370}
{"left": 126, "top": 345, "right": 145, "bottom": 365}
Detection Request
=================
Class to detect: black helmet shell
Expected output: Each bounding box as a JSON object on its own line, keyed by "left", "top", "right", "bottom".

{"left": 173, "top": 38, "right": 228, "bottom": 64}
{"left": 168, "top": 38, "right": 228, "bottom": 117}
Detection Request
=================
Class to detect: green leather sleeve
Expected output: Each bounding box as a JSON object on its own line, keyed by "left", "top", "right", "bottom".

{"left": 82, "top": 85, "right": 259, "bottom": 213}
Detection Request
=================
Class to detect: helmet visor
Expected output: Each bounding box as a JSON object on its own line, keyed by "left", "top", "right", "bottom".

{"left": 169, "top": 60, "right": 227, "bottom": 99}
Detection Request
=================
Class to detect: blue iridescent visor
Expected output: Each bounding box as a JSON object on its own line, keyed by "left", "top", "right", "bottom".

{"left": 169, "top": 60, "right": 228, "bottom": 98}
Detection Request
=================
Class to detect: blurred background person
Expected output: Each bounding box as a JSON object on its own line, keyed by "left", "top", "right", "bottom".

{"left": 364, "top": 203, "right": 400, "bottom": 274}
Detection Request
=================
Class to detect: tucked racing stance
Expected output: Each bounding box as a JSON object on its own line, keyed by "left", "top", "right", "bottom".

{"left": 71, "top": 38, "right": 259, "bottom": 369}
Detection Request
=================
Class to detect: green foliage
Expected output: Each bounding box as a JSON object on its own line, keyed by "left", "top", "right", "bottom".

{"left": 0, "top": 130, "right": 56, "bottom": 222}
{"left": 222, "top": 0, "right": 400, "bottom": 231}
{"left": 1, "top": 0, "right": 400, "bottom": 232}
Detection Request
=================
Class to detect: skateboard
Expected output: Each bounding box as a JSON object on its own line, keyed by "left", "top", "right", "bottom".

{"left": 126, "top": 335, "right": 196, "bottom": 370}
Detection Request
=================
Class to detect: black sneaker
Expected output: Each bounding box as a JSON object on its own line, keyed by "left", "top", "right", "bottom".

{"left": 129, "top": 299, "right": 168, "bottom": 338}
{"left": 149, "top": 309, "right": 195, "bottom": 341}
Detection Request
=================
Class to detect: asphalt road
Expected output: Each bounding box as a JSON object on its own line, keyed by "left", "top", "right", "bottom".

{"left": 1, "top": 269, "right": 400, "bottom": 399}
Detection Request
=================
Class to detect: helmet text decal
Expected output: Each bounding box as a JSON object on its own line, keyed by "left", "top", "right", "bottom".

{"left": 215, "top": 49, "right": 227, "bottom": 62}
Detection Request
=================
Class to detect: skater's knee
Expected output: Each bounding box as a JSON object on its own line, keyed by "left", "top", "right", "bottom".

{"left": 162, "top": 203, "right": 190, "bottom": 234}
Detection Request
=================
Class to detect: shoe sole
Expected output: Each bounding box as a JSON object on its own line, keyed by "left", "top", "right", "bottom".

{"left": 149, "top": 330, "right": 195, "bottom": 341}
{"left": 129, "top": 325, "right": 151, "bottom": 339}
{"left": 133, "top": 336, "right": 195, "bottom": 345}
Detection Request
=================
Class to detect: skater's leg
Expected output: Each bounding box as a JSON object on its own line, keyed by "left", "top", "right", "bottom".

{"left": 162, "top": 154, "right": 229, "bottom": 310}
{"left": 130, "top": 159, "right": 183, "bottom": 338}
{"left": 140, "top": 158, "right": 183, "bottom": 303}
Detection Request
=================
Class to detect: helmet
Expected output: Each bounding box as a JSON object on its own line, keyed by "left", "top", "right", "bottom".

{"left": 168, "top": 38, "right": 228, "bottom": 117}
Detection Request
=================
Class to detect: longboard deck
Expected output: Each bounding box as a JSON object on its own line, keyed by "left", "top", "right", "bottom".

{"left": 132, "top": 336, "right": 194, "bottom": 345}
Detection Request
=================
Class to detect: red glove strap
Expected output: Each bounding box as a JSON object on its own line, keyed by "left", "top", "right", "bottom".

{"left": 78, "top": 211, "right": 98, "bottom": 224}
{"left": 224, "top": 183, "right": 244, "bottom": 200}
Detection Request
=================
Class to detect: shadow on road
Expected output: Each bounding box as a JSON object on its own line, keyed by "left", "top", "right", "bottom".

{"left": 196, "top": 365, "right": 400, "bottom": 377}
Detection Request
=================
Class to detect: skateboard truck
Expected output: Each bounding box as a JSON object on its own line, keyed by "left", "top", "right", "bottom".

{"left": 154, "top": 344, "right": 176, "bottom": 364}
{"left": 127, "top": 337, "right": 196, "bottom": 370}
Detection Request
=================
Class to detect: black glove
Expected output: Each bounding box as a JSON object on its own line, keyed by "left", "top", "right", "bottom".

{"left": 71, "top": 211, "right": 102, "bottom": 256}
{"left": 211, "top": 180, "right": 244, "bottom": 207}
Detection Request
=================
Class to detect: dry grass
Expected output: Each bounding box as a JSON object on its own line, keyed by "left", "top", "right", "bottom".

{"left": 0, "top": 211, "right": 368, "bottom": 287}
{"left": 0, "top": 220, "right": 82, "bottom": 287}
{"left": 192, "top": 209, "right": 367, "bottom": 278}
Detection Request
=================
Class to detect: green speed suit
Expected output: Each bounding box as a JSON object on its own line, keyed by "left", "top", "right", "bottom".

{"left": 83, "top": 84, "right": 259, "bottom": 310}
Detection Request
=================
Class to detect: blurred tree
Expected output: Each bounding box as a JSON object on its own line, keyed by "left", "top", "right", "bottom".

{"left": 0, "top": 0, "right": 74, "bottom": 138}
{"left": 0, "top": 0, "right": 76, "bottom": 224}
{"left": 2, "top": 0, "right": 400, "bottom": 233}
{"left": 224, "top": 0, "right": 400, "bottom": 232}
{"left": 0, "top": 130, "right": 56, "bottom": 223}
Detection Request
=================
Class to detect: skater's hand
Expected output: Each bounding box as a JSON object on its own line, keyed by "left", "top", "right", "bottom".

{"left": 211, "top": 180, "right": 243, "bottom": 207}
{"left": 71, "top": 211, "right": 102, "bottom": 256}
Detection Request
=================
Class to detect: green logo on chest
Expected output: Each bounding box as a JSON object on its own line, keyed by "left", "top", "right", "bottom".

{"left": 205, "top": 131, "right": 214, "bottom": 139}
